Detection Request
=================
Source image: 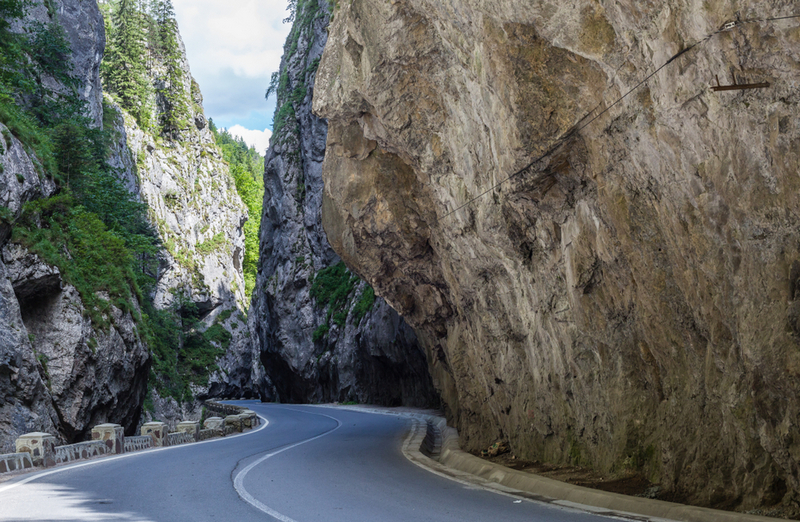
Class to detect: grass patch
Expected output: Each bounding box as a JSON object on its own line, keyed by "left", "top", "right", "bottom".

{"left": 309, "top": 262, "right": 360, "bottom": 340}
{"left": 196, "top": 232, "right": 226, "bottom": 255}
{"left": 353, "top": 285, "right": 375, "bottom": 323}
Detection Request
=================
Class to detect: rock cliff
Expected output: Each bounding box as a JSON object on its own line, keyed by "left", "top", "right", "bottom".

{"left": 250, "top": 0, "right": 438, "bottom": 407}
{"left": 314, "top": 0, "right": 800, "bottom": 512}
{"left": 0, "top": 0, "right": 264, "bottom": 450}
{"left": 0, "top": 0, "right": 149, "bottom": 450}
{"left": 102, "top": 11, "right": 266, "bottom": 421}
{"left": 0, "top": 123, "right": 60, "bottom": 452}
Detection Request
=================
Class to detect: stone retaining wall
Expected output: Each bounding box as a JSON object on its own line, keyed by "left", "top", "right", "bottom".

{"left": 0, "top": 453, "right": 33, "bottom": 473}
{"left": 124, "top": 436, "right": 153, "bottom": 453}
{"left": 204, "top": 401, "right": 242, "bottom": 417}
{"left": 198, "top": 428, "right": 218, "bottom": 441}
{"left": 166, "top": 432, "right": 194, "bottom": 447}
{"left": 54, "top": 441, "right": 107, "bottom": 465}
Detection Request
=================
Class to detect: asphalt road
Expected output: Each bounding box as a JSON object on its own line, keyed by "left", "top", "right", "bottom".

{"left": 0, "top": 403, "right": 625, "bottom": 522}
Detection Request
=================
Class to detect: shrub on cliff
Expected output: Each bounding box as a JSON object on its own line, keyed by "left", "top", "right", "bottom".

{"left": 310, "top": 262, "right": 378, "bottom": 339}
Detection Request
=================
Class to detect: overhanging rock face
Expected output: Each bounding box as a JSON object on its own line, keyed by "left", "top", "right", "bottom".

{"left": 250, "top": 0, "right": 440, "bottom": 408}
{"left": 313, "top": 0, "right": 800, "bottom": 512}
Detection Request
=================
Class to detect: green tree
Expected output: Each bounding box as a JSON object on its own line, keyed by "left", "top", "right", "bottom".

{"left": 157, "top": 13, "right": 187, "bottom": 137}
{"left": 102, "top": 0, "right": 152, "bottom": 128}
{"left": 0, "top": 0, "right": 27, "bottom": 32}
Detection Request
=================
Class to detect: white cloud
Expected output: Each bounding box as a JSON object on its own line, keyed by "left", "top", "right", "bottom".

{"left": 228, "top": 125, "right": 273, "bottom": 155}
{"left": 173, "top": 0, "right": 292, "bottom": 129}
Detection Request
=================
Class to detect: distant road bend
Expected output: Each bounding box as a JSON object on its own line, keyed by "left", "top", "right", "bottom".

{"left": 0, "top": 403, "right": 642, "bottom": 522}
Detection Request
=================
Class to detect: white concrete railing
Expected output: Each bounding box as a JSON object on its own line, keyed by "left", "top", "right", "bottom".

{"left": 123, "top": 436, "right": 153, "bottom": 453}
{"left": 0, "top": 453, "right": 32, "bottom": 473}
{"left": 0, "top": 402, "right": 260, "bottom": 474}
{"left": 54, "top": 441, "right": 108, "bottom": 465}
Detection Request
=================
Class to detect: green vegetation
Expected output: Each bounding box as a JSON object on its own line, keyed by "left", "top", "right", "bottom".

{"left": 265, "top": 0, "right": 326, "bottom": 144}
{"left": 311, "top": 262, "right": 358, "bottom": 315}
{"left": 196, "top": 231, "right": 225, "bottom": 255}
{"left": 0, "top": 0, "right": 82, "bottom": 179}
{"left": 1, "top": 0, "right": 161, "bottom": 328}
{"left": 217, "top": 308, "right": 233, "bottom": 323}
{"left": 101, "top": 0, "right": 189, "bottom": 136}
{"left": 152, "top": 0, "right": 189, "bottom": 136}
{"left": 310, "top": 262, "right": 355, "bottom": 339}
{"left": 145, "top": 294, "right": 235, "bottom": 402}
{"left": 1, "top": 0, "right": 226, "bottom": 405}
{"left": 211, "top": 122, "right": 264, "bottom": 301}
{"left": 14, "top": 193, "right": 154, "bottom": 328}
{"left": 101, "top": 0, "right": 152, "bottom": 128}
{"left": 353, "top": 286, "right": 375, "bottom": 323}
{"left": 312, "top": 323, "right": 329, "bottom": 342}
{"left": 309, "top": 262, "right": 378, "bottom": 339}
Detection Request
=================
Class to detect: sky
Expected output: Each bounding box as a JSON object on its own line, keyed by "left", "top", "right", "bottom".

{"left": 173, "top": 0, "right": 292, "bottom": 154}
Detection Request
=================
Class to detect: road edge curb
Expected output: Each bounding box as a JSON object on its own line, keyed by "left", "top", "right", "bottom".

{"left": 323, "top": 405, "right": 781, "bottom": 522}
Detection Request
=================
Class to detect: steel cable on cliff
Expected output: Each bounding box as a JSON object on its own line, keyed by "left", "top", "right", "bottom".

{"left": 432, "top": 13, "right": 800, "bottom": 225}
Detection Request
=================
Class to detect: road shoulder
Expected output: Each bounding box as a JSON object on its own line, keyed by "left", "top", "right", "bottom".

{"left": 316, "top": 404, "right": 781, "bottom": 522}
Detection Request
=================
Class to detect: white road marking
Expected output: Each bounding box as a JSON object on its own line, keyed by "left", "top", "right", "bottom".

{"left": 232, "top": 407, "right": 343, "bottom": 522}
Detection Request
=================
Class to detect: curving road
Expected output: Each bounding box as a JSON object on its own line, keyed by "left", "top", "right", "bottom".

{"left": 0, "top": 403, "right": 628, "bottom": 522}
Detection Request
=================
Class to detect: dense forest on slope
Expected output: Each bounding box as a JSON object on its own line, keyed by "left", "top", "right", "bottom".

{"left": 100, "top": 0, "right": 188, "bottom": 137}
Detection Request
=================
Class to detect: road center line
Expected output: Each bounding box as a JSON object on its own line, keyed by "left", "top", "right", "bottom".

{"left": 232, "top": 407, "right": 343, "bottom": 522}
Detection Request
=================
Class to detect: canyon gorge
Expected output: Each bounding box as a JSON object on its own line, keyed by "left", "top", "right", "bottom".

{"left": 1, "top": 0, "right": 800, "bottom": 516}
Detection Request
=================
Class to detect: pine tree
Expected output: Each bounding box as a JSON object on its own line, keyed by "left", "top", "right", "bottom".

{"left": 143, "top": 0, "right": 162, "bottom": 64}
{"left": 102, "top": 0, "right": 152, "bottom": 129}
{"left": 155, "top": 0, "right": 188, "bottom": 138}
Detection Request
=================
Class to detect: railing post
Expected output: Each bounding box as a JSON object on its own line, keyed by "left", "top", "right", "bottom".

{"left": 240, "top": 410, "right": 258, "bottom": 428}
{"left": 141, "top": 422, "right": 169, "bottom": 447}
{"left": 225, "top": 415, "right": 243, "bottom": 433}
{"left": 176, "top": 421, "right": 200, "bottom": 442}
{"left": 92, "top": 424, "right": 125, "bottom": 454}
{"left": 15, "top": 433, "right": 56, "bottom": 468}
{"left": 203, "top": 416, "right": 224, "bottom": 432}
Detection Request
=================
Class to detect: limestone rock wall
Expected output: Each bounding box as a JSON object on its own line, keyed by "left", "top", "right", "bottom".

{"left": 4, "top": 244, "right": 150, "bottom": 442}
{"left": 0, "top": 1, "right": 150, "bottom": 450}
{"left": 250, "top": 0, "right": 438, "bottom": 407}
{"left": 10, "top": 0, "right": 105, "bottom": 126}
{"left": 105, "top": 18, "right": 267, "bottom": 417}
{"left": 0, "top": 126, "right": 59, "bottom": 453}
{"left": 314, "top": 0, "right": 800, "bottom": 512}
{"left": 1, "top": 113, "right": 148, "bottom": 451}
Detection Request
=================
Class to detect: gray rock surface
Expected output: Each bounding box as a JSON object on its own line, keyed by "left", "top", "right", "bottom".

{"left": 7, "top": 246, "right": 150, "bottom": 441}
{"left": 0, "top": 124, "right": 60, "bottom": 452}
{"left": 9, "top": 0, "right": 105, "bottom": 126}
{"left": 0, "top": 122, "right": 56, "bottom": 243}
{"left": 313, "top": 0, "right": 800, "bottom": 513}
{"left": 250, "top": 0, "right": 438, "bottom": 407}
{"left": 0, "top": 0, "right": 144, "bottom": 449}
{"left": 103, "top": 17, "right": 266, "bottom": 423}
{"left": 0, "top": 249, "right": 58, "bottom": 454}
